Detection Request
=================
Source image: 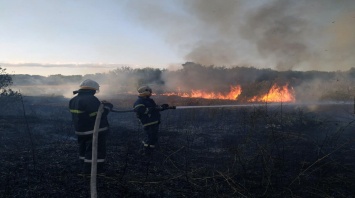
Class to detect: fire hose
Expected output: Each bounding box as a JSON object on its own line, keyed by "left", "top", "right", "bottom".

{"left": 90, "top": 104, "right": 177, "bottom": 197}
{"left": 110, "top": 106, "right": 176, "bottom": 113}
{"left": 109, "top": 104, "right": 268, "bottom": 113}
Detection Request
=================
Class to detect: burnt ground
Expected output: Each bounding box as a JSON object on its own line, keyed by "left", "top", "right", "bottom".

{"left": 0, "top": 96, "right": 355, "bottom": 197}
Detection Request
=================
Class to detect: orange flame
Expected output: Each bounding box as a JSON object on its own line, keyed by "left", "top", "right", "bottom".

{"left": 161, "top": 85, "right": 242, "bottom": 100}
{"left": 248, "top": 84, "right": 295, "bottom": 103}
{"left": 160, "top": 84, "right": 295, "bottom": 102}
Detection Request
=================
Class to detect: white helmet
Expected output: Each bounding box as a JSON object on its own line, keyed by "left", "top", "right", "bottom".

{"left": 79, "top": 79, "right": 100, "bottom": 91}
{"left": 137, "top": 85, "right": 152, "bottom": 97}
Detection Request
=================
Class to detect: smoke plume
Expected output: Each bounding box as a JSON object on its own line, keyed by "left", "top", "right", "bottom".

{"left": 124, "top": 0, "right": 355, "bottom": 71}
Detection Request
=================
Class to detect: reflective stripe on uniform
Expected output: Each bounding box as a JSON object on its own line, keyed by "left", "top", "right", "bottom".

{"left": 134, "top": 104, "right": 145, "bottom": 109}
{"left": 142, "top": 141, "right": 155, "bottom": 148}
{"left": 143, "top": 144, "right": 155, "bottom": 148}
{"left": 70, "top": 109, "right": 97, "bottom": 117}
{"left": 70, "top": 109, "right": 85, "bottom": 114}
{"left": 143, "top": 121, "right": 159, "bottom": 127}
{"left": 75, "top": 127, "right": 109, "bottom": 135}
{"left": 89, "top": 112, "right": 97, "bottom": 117}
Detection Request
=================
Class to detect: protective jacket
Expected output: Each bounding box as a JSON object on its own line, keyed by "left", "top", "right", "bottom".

{"left": 69, "top": 89, "right": 110, "bottom": 135}
{"left": 133, "top": 96, "right": 161, "bottom": 127}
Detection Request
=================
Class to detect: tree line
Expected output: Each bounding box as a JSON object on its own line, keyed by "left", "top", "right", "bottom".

{"left": 3, "top": 62, "right": 355, "bottom": 102}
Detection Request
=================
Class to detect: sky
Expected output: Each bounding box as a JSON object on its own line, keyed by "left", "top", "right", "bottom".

{"left": 1, "top": 0, "right": 354, "bottom": 76}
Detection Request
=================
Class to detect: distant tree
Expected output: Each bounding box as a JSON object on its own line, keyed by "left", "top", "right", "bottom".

{"left": 0, "top": 67, "right": 20, "bottom": 97}
{"left": 107, "top": 66, "right": 137, "bottom": 92}
{"left": 135, "top": 67, "right": 165, "bottom": 86}
{"left": 0, "top": 67, "right": 13, "bottom": 90}
{"left": 107, "top": 66, "right": 165, "bottom": 92}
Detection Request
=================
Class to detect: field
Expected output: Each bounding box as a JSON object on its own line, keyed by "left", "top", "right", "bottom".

{"left": 1, "top": 95, "right": 355, "bottom": 197}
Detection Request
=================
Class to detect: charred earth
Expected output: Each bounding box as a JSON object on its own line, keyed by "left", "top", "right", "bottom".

{"left": 0, "top": 95, "right": 354, "bottom": 197}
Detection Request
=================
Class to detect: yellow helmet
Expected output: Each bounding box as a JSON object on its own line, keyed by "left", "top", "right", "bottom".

{"left": 79, "top": 79, "right": 100, "bottom": 91}
{"left": 137, "top": 85, "right": 152, "bottom": 97}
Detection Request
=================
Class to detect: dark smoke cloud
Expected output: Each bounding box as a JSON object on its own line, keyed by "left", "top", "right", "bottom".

{"left": 239, "top": 0, "right": 311, "bottom": 70}
{"left": 124, "top": 0, "right": 355, "bottom": 71}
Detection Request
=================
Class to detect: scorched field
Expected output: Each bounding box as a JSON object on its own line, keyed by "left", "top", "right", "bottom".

{"left": 0, "top": 95, "right": 354, "bottom": 198}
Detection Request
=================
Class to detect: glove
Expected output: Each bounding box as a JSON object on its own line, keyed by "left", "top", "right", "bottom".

{"left": 101, "top": 101, "right": 113, "bottom": 110}
{"left": 161, "top": 104, "right": 169, "bottom": 110}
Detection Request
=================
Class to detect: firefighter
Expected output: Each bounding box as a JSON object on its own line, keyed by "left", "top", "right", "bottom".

{"left": 69, "top": 79, "right": 113, "bottom": 176}
{"left": 133, "top": 85, "right": 170, "bottom": 155}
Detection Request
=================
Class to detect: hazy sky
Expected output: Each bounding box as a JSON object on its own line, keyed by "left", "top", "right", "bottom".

{"left": 1, "top": 0, "right": 354, "bottom": 76}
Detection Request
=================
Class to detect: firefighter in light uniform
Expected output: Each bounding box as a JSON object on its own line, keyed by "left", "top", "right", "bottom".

{"left": 133, "top": 85, "right": 169, "bottom": 155}
{"left": 69, "top": 79, "right": 113, "bottom": 175}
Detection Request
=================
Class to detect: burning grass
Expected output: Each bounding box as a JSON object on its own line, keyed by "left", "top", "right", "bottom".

{"left": 159, "top": 83, "right": 295, "bottom": 103}
{"left": 0, "top": 96, "right": 354, "bottom": 197}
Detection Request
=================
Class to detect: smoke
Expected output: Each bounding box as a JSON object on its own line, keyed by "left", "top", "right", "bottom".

{"left": 124, "top": 0, "right": 355, "bottom": 71}
{"left": 161, "top": 62, "right": 275, "bottom": 95}
{"left": 239, "top": 0, "right": 311, "bottom": 70}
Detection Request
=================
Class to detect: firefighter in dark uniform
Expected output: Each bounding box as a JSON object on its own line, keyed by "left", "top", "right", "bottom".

{"left": 69, "top": 79, "right": 113, "bottom": 175}
{"left": 133, "top": 85, "right": 169, "bottom": 155}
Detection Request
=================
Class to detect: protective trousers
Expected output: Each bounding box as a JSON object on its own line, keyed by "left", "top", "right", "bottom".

{"left": 142, "top": 124, "right": 159, "bottom": 155}
{"left": 78, "top": 130, "right": 108, "bottom": 174}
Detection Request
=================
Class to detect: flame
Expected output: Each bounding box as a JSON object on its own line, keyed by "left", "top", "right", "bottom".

{"left": 248, "top": 84, "right": 295, "bottom": 103}
{"left": 160, "top": 84, "right": 295, "bottom": 103}
{"left": 162, "top": 85, "right": 242, "bottom": 100}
